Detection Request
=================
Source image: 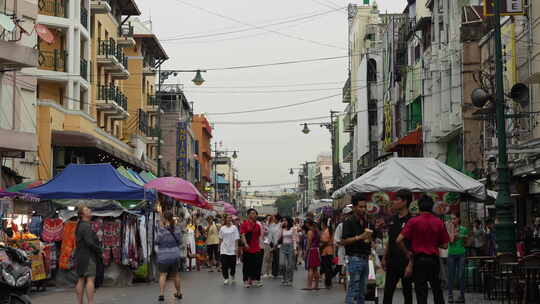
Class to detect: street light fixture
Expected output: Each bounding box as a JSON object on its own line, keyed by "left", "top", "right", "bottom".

{"left": 192, "top": 70, "right": 205, "bottom": 86}
{"left": 232, "top": 151, "right": 238, "bottom": 159}
{"left": 302, "top": 123, "right": 310, "bottom": 134}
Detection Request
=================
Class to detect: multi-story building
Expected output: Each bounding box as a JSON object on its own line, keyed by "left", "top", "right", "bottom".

{"left": 192, "top": 114, "right": 213, "bottom": 196}
{"left": 122, "top": 18, "right": 167, "bottom": 173}
{"left": 214, "top": 156, "right": 237, "bottom": 203}
{"left": 34, "top": 0, "right": 164, "bottom": 179}
{"left": 0, "top": 0, "right": 39, "bottom": 188}
{"left": 158, "top": 84, "right": 197, "bottom": 181}
{"left": 315, "top": 153, "right": 333, "bottom": 198}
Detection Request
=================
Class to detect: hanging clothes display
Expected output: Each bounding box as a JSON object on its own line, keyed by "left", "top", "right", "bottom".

{"left": 28, "top": 215, "right": 43, "bottom": 237}
{"left": 138, "top": 216, "right": 148, "bottom": 263}
{"left": 42, "top": 243, "right": 57, "bottom": 278}
{"left": 42, "top": 218, "right": 63, "bottom": 243}
{"left": 91, "top": 218, "right": 103, "bottom": 243}
{"left": 102, "top": 219, "right": 121, "bottom": 266}
{"left": 59, "top": 221, "right": 77, "bottom": 270}
{"left": 122, "top": 216, "right": 140, "bottom": 269}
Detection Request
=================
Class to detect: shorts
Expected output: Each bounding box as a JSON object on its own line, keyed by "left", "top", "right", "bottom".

{"left": 158, "top": 262, "right": 179, "bottom": 274}
{"left": 81, "top": 258, "right": 97, "bottom": 278}
{"left": 207, "top": 244, "right": 219, "bottom": 261}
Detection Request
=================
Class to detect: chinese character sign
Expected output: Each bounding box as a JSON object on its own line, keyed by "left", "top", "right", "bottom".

{"left": 177, "top": 122, "right": 188, "bottom": 179}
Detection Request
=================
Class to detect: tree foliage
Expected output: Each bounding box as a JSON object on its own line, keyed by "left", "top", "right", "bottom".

{"left": 274, "top": 194, "right": 298, "bottom": 217}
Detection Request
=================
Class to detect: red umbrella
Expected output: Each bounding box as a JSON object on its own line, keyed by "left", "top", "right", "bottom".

{"left": 145, "top": 177, "right": 210, "bottom": 209}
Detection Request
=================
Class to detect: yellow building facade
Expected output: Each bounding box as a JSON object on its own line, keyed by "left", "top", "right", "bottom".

{"left": 35, "top": 0, "right": 161, "bottom": 179}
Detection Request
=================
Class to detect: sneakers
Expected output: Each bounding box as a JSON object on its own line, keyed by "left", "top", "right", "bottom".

{"left": 224, "top": 279, "right": 229, "bottom": 285}
{"left": 252, "top": 280, "right": 264, "bottom": 288}
{"left": 244, "top": 281, "right": 252, "bottom": 288}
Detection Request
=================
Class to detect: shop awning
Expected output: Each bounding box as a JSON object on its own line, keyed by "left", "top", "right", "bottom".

{"left": 387, "top": 128, "right": 422, "bottom": 152}
{"left": 23, "top": 163, "right": 155, "bottom": 201}
{"left": 52, "top": 130, "right": 150, "bottom": 171}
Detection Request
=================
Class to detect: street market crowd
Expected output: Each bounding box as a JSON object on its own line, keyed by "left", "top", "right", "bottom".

{"left": 143, "top": 191, "right": 502, "bottom": 304}
{"left": 2, "top": 192, "right": 512, "bottom": 304}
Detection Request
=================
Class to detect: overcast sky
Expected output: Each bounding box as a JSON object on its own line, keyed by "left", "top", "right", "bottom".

{"left": 137, "top": 0, "right": 406, "bottom": 189}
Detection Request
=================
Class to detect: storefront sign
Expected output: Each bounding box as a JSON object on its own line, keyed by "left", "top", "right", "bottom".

{"left": 484, "top": 0, "right": 524, "bottom": 16}
{"left": 177, "top": 122, "right": 188, "bottom": 179}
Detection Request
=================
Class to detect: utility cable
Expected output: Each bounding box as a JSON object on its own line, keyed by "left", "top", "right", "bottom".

{"left": 160, "top": 6, "right": 345, "bottom": 41}
{"left": 172, "top": 0, "right": 346, "bottom": 50}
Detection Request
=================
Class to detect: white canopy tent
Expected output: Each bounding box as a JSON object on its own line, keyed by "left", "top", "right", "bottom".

{"left": 332, "top": 158, "right": 486, "bottom": 200}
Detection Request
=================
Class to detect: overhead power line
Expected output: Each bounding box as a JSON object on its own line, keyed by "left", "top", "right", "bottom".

{"left": 172, "top": 0, "right": 346, "bottom": 50}
{"left": 160, "top": 6, "right": 345, "bottom": 41}
{"left": 211, "top": 115, "right": 331, "bottom": 125}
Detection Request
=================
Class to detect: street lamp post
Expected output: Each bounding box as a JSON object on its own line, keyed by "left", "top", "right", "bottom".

{"left": 300, "top": 111, "right": 340, "bottom": 195}
{"left": 492, "top": 0, "right": 513, "bottom": 253}
{"left": 156, "top": 69, "right": 207, "bottom": 177}
{"left": 212, "top": 142, "right": 238, "bottom": 202}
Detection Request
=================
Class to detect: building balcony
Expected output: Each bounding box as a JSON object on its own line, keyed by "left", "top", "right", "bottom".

{"left": 343, "top": 140, "right": 353, "bottom": 162}
{"left": 143, "top": 57, "right": 157, "bottom": 76}
{"left": 146, "top": 95, "right": 159, "bottom": 112}
{"left": 38, "top": 49, "right": 67, "bottom": 72}
{"left": 117, "top": 23, "right": 135, "bottom": 48}
{"left": 38, "top": 0, "right": 67, "bottom": 18}
{"left": 97, "top": 40, "right": 128, "bottom": 78}
{"left": 80, "top": 6, "right": 89, "bottom": 29}
{"left": 90, "top": 0, "right": 111, "bottom": 14}
{"left": 95, "top": 85, "right": 129, "bottom": 119}
{"left": 343, "top": 76, "right": 351, "bottom": 103}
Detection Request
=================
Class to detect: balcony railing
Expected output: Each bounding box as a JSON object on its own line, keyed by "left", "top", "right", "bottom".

{"left": 39, "top": 50, "right": 67, "bottom": 72}
{"left": 343, "top": 140, "right": 353, "bottom": 160}
{"left": 80, "top": 58, "right": 88, "bottom": 80}
{"left": 97, "top": 40, "right": 128, "bottom": 69}
{"left": 39, "top": 0, "right": 67, "bottom": 18}
{"left": 80, "top": 6, "right": 88, "bottom": 29}
{"left": 97, "top": 85, "right": 128, "bottom": 111}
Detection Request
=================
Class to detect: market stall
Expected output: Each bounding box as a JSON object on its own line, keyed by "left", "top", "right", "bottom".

{"left": 19, "top": 163, "right": 156, "bottom": 287}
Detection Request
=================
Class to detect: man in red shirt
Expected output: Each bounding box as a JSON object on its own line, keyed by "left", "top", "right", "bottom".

{"left": 240, "top": 208, "right": 263, "bottom": 288}
{"left": 397, "top": 195, "right": 450, "bottom": 304}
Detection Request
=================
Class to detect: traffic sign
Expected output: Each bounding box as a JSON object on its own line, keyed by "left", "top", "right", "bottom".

{"left": 484, "top": 0, "right": 524, "bottom": 16}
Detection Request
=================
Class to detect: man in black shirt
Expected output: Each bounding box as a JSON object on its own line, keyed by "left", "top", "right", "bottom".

{"left": 382, "top": 190, "right": 413, "bottom": 304}
{"left": 342, "top": 194, "right": 373, "bottom": 304}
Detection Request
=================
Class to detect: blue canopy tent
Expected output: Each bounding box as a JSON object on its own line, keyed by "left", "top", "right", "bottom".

{"left": 22, "top": 163, "right": 155, "bottom": 201}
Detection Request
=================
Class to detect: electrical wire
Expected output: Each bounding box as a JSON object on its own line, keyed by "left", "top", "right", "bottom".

{"left": 171, "top": 0, "right": 346, "bottom": 50}
{"left": 160, "top": 6, "right": 345, "bottom": 41}
{"left": 210, "top": 115, "right": 330, "bottom": 125}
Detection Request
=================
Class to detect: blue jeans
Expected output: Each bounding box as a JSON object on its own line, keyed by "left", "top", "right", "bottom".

{"left": 346, "top": 256, "right": 369, "bottom": 304}
{"left": 447, "top": 254, "right": 465, "bottom": 296}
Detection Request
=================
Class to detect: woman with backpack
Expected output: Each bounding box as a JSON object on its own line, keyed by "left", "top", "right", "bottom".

{"left": 156, "top": 211, "right": 183, "bottom": 302}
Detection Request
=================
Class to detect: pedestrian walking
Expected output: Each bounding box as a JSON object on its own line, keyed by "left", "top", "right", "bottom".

{"left": 219, "top": 214, "right": 240, "bottom": 285}
{"left": 262, "top": 215, "right": 273, "bottom": 278}
{"left": 155, "top": 211, "right": 183, "bottom": 302}
{"left": 382, "top": 190, "right": 413, "bottom": 304}
{"left": 342, "top": 194, "right": 374, "bottom": 304}
{"left": 303, "top": 219, "right": 321, "bottom": 290}
{"left": 320, "top": 218, "right": 335, "bottom": 289}
{"left": 447, "top": 214, "right": 468, "bottom": 303}
{"left": 279, "top": 217, "right": 297, "bottom": 286}
{"left": 294, "top": 218, "right": 304, "bottom": 266}
{"left": 240, "top": 208, "right": 264, "bottom": 288}
{"left": 269, "top": 214, "right": 282, "bottom": 278}
{"left": 75, "top": 206, "right": 102, "bottom": 304}
{"left": 195, "top": 225, "right": 207, "bottom": 271}
{"left": 397, "top": 195, "right": 450, "bottom": 304}
{"left": 333, "top": 205, "right": 353, "bottom": 284}
{"left": 206, "top": 217, "right": 220, "bottom": 272}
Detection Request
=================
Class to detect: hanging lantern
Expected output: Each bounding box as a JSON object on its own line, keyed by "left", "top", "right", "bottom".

{"left": 192, "top": 70, "right": 205, "bottom": 86}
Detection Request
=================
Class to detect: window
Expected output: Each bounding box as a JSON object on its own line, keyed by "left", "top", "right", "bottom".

{"left": 407, "top": 97, "right": 422, "bottom": 131}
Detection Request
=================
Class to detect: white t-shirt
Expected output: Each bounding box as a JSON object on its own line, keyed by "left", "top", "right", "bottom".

{"left": 219, "top": 225, "right": 240, "bottom": 256}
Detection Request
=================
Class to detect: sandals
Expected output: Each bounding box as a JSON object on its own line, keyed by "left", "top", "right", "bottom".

{"left": 158, "top": 295, "right": 164, "bottom": 302}
{"left": 175, "top": 293, "right": 183, "bottom": 299}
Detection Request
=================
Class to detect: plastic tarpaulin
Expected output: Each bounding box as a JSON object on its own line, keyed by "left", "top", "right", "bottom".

{"left": 332, "top": 158, "right": 486, "bottom": 200}
{"left": 23, "top": 164, "right": 155, "bottom": 201}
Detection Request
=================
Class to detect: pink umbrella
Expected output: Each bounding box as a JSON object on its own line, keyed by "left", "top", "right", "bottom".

{"left": 212, "top": 201, "right": 238, "bottom": 215}
{"left": 144, "top": 177, "right": 211, "bottom": 209}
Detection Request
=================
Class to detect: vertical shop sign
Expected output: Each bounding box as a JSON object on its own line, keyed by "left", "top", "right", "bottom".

{"left": 177, "top": 122, "right": 188, "bottom": 179}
